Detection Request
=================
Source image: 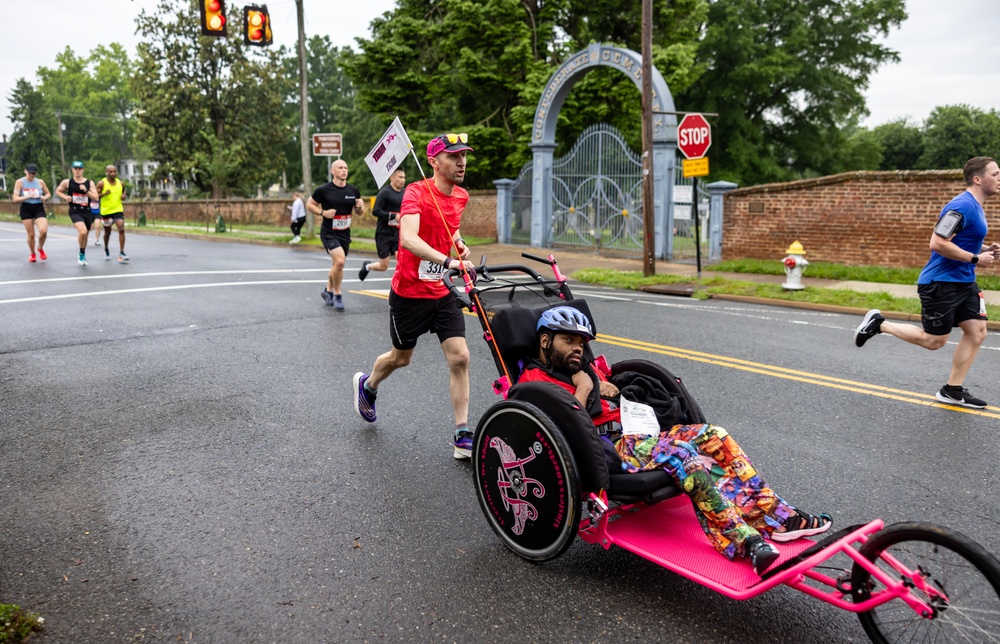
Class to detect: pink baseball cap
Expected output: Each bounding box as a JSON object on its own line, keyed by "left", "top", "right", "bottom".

{"left": 427, "top": 133, "right": 474, "bottom": 157}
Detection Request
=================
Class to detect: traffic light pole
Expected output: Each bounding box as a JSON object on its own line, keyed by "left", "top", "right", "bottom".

{"left": 295, "top": 0, "right": 314, "bottom": 238}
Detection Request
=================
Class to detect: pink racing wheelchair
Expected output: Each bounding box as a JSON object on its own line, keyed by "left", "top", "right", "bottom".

{"left": 443, "top": 252, "right": 1000, "bottom": 644}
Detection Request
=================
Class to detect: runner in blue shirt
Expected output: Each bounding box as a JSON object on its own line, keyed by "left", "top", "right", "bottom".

{"left": 854, "top": 156, "right": 1000, "bottom": 408}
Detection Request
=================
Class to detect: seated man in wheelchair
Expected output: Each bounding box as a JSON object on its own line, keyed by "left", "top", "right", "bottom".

{"left": 518, "top": 306, "right": 833, "bottom": 574}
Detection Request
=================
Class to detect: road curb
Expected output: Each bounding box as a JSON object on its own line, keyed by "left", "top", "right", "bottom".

{"left": 710, "top": 294, "right": 1000, "bottom": 331}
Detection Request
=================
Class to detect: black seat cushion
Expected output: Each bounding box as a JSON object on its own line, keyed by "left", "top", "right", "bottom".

{"left": 607, "top": 471, "right": 682, "bottom": 504}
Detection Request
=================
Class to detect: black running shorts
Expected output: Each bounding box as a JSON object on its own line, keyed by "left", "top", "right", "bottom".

{"left": 69, "top": 212, "right": 95, "bottom": 228}
{"left": 388, "top": 290, "right": 466, "bottom": 351}
{"left": 375, "top": 229, "right": 399, "bottom": 259}
{"left": 19, "top": 203, "right": 47, "bottom": 220}
{"left": 918, "top": 281, "right": 986, "bottom": 335}
{"left": 101, "top": 212, "right": 125, "bottom": 225}
{"left": 320, "top": 229, "right": 351, "bottom": 255}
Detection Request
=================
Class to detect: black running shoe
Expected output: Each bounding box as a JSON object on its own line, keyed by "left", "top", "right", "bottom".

{"left": 747, "top": 536, "right": 780, "bottom": 575}
{"left": 936, "top": 385, "right": 987, "bottom": 409}
{"left": 358, "top": 261, "right": 370, "bottom": 282}
{"left": 854, "top": 309, "right": 884, "bottom": 347}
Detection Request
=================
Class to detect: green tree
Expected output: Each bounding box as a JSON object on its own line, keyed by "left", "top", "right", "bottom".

{"left": 346, "top": 0, "right": 557, "bottom": 186}
{"left": 5, "top": 78, "right": 58, "bottom": 186}
{"left": 281, "top": 37, "right": 387, "bottom": 195}
{"left": 918, "top": 105, "right": 1000, "bottom": 170}
{"left": 680, "top": 0, "right": 907, "bottom": 184}
{"left": 133, "top": 0, "right": 292, "bottom": 198}
{"left": 36, "top": 44, "right": 138, "bottom": 175}
{"left": 871, "top": 118, "right": 923, "bottom": 170}
{"left": 347, "top": 0, "right": 707, "bottom": 185}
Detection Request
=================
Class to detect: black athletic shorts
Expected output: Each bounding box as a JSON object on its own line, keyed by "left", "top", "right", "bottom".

{"left": 69, "top": 212, "right": 95, "bottom": 228}
{"left": 320, "top": 228, "right": 351, "bottom": 255}
{"left": 19, "top": 203, "right": 47, "bottom": 220}
{"left": 388, "top": 290, "right": 466, "bottom": 351}
{"left": 918, "top": 281, "right": 986, "bottom": 335}
{"left": 101, "top": 212, "right": 125, "bottom": 225}
{"left": 375, "top": 228, "right": 399, "bottom": 259}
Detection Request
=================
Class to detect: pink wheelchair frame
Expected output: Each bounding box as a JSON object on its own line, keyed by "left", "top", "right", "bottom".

{"left": 445, "top": 253, "right": 1000, "bottom": 644}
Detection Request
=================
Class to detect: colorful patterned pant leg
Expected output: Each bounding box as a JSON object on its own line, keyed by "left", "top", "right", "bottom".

{"left": 616, "top": 423, "right": 797, "bottom": 559}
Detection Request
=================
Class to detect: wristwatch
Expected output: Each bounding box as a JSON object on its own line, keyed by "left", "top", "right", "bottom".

{"left": 971, "top": 254, "right": 980, "bottom": 264}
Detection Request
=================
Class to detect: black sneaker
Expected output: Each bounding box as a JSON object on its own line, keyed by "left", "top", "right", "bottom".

{"left": 747, "top": 536, "right": 780, "bottom": 575}
{"left": 358, "top": 261, "right": 370, "bottom": 282}
{"left": 854, "top": 309, "right": 884, "bottom": 347}
{"left": 936, "top": 385, "right": 987, "bottom": 409}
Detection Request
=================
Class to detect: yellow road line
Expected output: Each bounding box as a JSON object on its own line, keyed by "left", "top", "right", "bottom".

{"left": 596, "top": 334, "right": 1000, "bottom": 420}
{"left": 350, "top": 290, "right": 1000, "bottom": 420}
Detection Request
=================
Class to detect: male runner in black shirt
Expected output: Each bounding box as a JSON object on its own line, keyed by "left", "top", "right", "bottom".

{"left": 307, "top": 159, "right": 365, "bottom": 310}
{"left": 359, "top": 167, "right": 405, "bottom": 281}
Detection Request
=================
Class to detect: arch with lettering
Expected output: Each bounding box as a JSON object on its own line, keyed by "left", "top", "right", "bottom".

{"left": 528, "top": 44, "right": 680, "bottom": 257}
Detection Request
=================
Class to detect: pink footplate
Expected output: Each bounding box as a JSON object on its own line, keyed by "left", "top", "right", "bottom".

{"left": 601, "top": 496, "right": 816, "bottom": 594}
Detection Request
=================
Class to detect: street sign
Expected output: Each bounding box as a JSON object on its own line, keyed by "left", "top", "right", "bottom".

{"left": 682, "top": 157, "right": 709, "bottom": 178}
{"left": 677, "top": 113, "right": 711, "bottom": 160}
{"left": 312, "top": 133, "right": 342, "bottom": 157}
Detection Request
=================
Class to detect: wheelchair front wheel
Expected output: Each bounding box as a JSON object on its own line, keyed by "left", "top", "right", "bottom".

{"left": 851, "top": 521, "right": 1000, "bottom": 644}
{"left": 472, "top": 399, "right": 582, "bottom": 562}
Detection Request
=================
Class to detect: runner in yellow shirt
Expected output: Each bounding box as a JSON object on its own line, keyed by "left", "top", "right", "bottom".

{"left": 96, "top": 164, "right": 129, "bottom": 262}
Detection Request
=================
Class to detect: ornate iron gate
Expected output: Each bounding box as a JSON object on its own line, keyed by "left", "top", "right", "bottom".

{"left": 508, "top": 163, "right": 533, "bottom": 245}
{"left": 549, "top": 124, "right": 643, "bottom": 256}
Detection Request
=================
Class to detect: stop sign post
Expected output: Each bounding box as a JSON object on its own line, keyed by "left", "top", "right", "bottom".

{"left": 675, "top": 112, "right": 712, "bottom": 278}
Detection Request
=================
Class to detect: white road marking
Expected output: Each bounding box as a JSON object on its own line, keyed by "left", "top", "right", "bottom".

{"left": 0, "top": 277, "right": 392, "bottom": 305}
{"left": 0, "top": 268, "right": 333, "bottom": 286}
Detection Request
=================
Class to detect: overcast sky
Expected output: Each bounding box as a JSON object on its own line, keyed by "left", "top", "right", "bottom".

{"left": 1, "top": 0, "right": 998, "bottom": 141}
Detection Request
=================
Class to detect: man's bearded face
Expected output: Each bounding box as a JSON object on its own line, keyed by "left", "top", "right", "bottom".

{"left": 543, "top": 331, "right": 587, "bottom": 374}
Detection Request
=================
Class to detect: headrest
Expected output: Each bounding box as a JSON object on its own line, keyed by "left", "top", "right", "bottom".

{"left": 489, "top": 300, "right": 596, "bottom": 364}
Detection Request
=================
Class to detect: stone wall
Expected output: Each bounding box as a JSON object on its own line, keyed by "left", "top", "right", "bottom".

{"left": 723, "top": 170, "right": 1000, "bottom": 267}
{"left": 1, "top": 189, "right": 499, "bottom": 239}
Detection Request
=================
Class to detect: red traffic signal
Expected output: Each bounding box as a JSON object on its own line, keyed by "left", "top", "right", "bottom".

{"left": 200, "top": 0, "right": 227, "bottom": 36}
{"left": 243, "top": 5, "right": 272, "bottom": 46}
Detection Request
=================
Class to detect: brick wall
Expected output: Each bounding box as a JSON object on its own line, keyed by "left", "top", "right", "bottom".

{"left": 1, "top": 190, "right": 499, "bottom": 239}
{"left": 723, "top": 170, "right": 1000, "bottom": 267}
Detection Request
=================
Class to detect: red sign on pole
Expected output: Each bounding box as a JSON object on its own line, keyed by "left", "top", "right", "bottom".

{"left": 677, "top": 113, "right": 711, "bottom": 160}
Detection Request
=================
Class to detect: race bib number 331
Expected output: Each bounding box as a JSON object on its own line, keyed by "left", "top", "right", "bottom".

{"left": 417, "top": 259, "right": 446, "bottom": 282}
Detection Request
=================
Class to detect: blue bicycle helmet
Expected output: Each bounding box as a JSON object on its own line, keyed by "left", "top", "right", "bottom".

{"left": 536, "top": 306, "right": 595, "bottom": 341}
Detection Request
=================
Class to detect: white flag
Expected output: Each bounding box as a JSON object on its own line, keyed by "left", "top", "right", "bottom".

{"left": 365, "top": 117, "right": 413, "bottom": 188}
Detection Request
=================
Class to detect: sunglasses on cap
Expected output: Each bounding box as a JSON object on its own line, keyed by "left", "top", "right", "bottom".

{"left": 427, "top": 132, "right": 474, "bottom": 157}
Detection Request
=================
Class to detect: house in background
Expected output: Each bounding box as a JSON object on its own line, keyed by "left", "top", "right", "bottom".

{"left": 117, "top": 158, "right": 189, "bottom": 200}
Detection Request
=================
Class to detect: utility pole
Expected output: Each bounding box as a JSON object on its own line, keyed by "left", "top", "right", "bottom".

{"left": 295, "top": 0, "right": 314, "bottom": 238}
{"left": 640, "top": 0, "right": 655, "bottom": 276}
{"left": 57, "top": 111, "right": 66, "bottom": 176}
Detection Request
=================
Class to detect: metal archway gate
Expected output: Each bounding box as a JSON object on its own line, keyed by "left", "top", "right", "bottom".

{"left": 549, "top": 124, "right": 643, "bottom": 255}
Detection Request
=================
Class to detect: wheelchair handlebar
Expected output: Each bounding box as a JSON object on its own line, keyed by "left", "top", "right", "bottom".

{"left": 442, "top": 256, "right": 553, "bottom": 310}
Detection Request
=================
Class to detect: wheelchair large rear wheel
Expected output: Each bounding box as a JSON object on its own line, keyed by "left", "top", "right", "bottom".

{"left": 851, "top": 522, "right": 1000, "bottom": 644}
{"left": 473, "top": 399, "right": 582, "bottom": 562}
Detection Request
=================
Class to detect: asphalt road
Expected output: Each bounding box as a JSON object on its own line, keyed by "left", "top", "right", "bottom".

{"left": 3, "top": 222, "right": 1000, "bottom": 643}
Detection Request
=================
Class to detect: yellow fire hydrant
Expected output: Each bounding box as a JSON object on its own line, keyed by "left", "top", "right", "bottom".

{"left": 781, "top": 241, "right": 809, "bottom": 290}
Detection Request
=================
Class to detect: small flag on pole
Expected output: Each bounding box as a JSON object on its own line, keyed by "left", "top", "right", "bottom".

{"left": 365, "top": 117, "right": 413, "bottom": 188}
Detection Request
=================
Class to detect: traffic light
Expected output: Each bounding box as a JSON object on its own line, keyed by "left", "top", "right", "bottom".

{"left": 243, "top": 5, "right": 272, "bottom": 46}
{"left": 200, "top": 0, "right": 227, "bottom": 36}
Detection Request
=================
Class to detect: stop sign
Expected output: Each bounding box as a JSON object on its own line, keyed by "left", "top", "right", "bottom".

{"left": 677, "top": 113, "right": 712, "bottom": 159}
